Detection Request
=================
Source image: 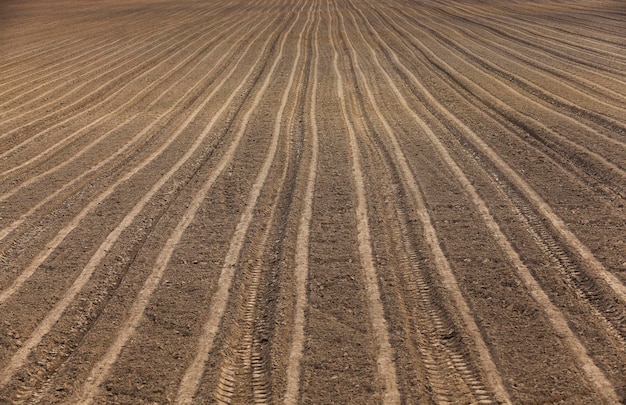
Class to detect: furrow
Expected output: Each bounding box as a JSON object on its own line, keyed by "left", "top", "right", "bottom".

{"left": 374, "top": 2, "right": 626, "bottom": 200}
{"left": 0, "top": 36, "right": 79, "bottom": 74}
{"left": 327, "top": 0, "right": 400, "bottom": 402}
{"left": 0, "top": 8, "right": 276, "bottom": 397}
{"left": 340, "top": 0, "right": 507, "bottom": 402}
{"left": 449, "top": 3, "right": 626, "bottom": 79}
{"left": 470, "top": 146, "right": 626, "bottom": 350}
{"left": 424, "top": 3, "right": 626, "bottom": 82}
{"left": 416, "top": 13, "right": 626, "bottom": 148}
{"left": 283, "top": 5, "right": 321, "bottom": 404}
{"left": 0, "top": 22, "right": 187, "bottom": 133}
{"left": 0, "top": 1, "right": 212, "bottom": 93}
{"left": 351, "top": 1, "right": 620, "bottom": 402}
{"left": 482, "top": 8, "right": 626, "bottom": 63}
{"left": 0, "top": 3, "right": 240, "bottom": 207}
{"left": 373, "top": 1, "right": 626, "bottom": 312}
{"left": 0, "top": 4, "right": 214, "bottom": 137}
{"left": 422, "top": 12, "right": 626, "bottom": 118}
{"left": 211, "top": 4, "right": 312, "bottom": 404}
{"left": 0, "top": 5, "right": 267, "bottom": 306}
{"left": 0, "top": 37, "right": 124, "bottom": 103}
{"left": 0, "top": 24, "right": 208, "bottom": 161}
{"left": 174, "top": 4, "right": 306, "bottom": 402}
{"left": 48, "top": 3, "right": 288, "bottom": 402}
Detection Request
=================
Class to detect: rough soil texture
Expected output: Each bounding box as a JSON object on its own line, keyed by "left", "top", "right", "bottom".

{"left": 1, "top": 0, "right": 625, "bottom": 403}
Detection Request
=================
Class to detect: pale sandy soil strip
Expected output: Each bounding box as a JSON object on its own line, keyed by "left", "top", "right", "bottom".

{"left": 176, "top": 3, "right": 309, "bottom": 402}
{"left": 0, "top": 19, "right": 203, "bottom": 144}
{"left": 0, "top": 10, "right": 274, "bottom": 389}
{"left": 0, "top": 35, "right": 110, "bottom": 83}
{"left": 375, "top": 1, "right": 626, "bottom": 308}
{"left": 435, "top": 17, "right": 626, "bottom": 108}
{"left": 0, "top": 5, "right": 239, "bottom": 204}
{"left": 0, "top": 30, "right": 232, "bottom": 182}
{"left": 283, "top": 7, "right": 320, "bottom": 405}
{"left": 0, "top": 2, "right": 220, "bottom": 109}
{"left": 73, "top": 5, "right": 297, "bottom": 402}
{"left": 0, "top": 2, "right": 198, "bottom": 84}
{"left": 326, "top": 1, "right": 400, "bottom": 402}
{"left": 453, "top": 2, "right": 626, "bottom": 61}
{"left": 384, "top": 7, "right": 626, "bottom": 158}
{"left": 415, "top": 16, "right": 626, "bottom": 153}
{"left": 342, "top": 1, "right": 510, "bottom": 402}
{"left": 0, "top": 27, "right": 175, "bottom": 131}
{"left": 422, "top": 10, "right": 626, "bottom": 112}
{"left": 421, "top": 2, "right": 626, "bottom": 82}
{"left": 0, "top": 38, "right": 125, "bottom": 105}
{"left": 213, "top": 5, "right": 313, "bottom": 402}
{"left": 526, "top": 13, "right": 626, "bottom": 46}
{"left": 0, "top": 2, "right": 271, "bottom": 313}
{"left": 0, "top": 3, "right": 202, "bottom": 94}
{"left": 0, "top": 37, "right": 78, "bottom": 74}
{"left": 488, "top": 9, "right": 626, "bottom": 62}
{"left": 359, "top": 4, "right": 621, "bottom": 402}
{"left": 340, "top": 3, "right": 495, "bottom": 403}
{"left": 452, "top": 4, "right": 626, "bottom": 78}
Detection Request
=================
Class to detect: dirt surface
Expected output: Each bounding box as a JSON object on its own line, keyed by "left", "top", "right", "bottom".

{"left": 1, "top": 0, "right": 625, "bottom": 403}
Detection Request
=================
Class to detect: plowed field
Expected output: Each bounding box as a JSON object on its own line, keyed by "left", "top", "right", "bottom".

{"left": 1, "top": 0, "right": 625, "bottom": 403}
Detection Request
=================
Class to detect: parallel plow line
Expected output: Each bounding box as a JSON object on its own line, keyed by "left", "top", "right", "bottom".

{"left": 352, "top": 0, "right": 621, "bottom": 401}
{"left": 326, "top": 0, "right": 401, "bottom": 402}
{"left": 0, "top": 0, "right": 241, "bottom": 207}
{"left": 0, "top": 15, "right": 216, "bottom": 156}
{"left": 73, "top": 2, "right": 295, "bottom": 402}
{"left": 212, "top": 3, "right": 312, "bottom": 404}
{"left": 342, "top": 0, "right": 509, "bottom": 402}
{"left": 377, "top": 5, "right": 626, "bottom": 202}
{"left": 0, "top": 2, "right": 277, "bottom": 395}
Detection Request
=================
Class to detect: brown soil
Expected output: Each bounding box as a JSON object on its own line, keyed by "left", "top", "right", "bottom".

{"left": 1, "top": 0, "right": 625, "bottom": 403}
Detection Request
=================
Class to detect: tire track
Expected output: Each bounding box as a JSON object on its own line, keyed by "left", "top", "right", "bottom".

{"left": 376, "top": 5, "right": 626, "bottom": 198}
{"left": 373, "top": 1, "right": 626, "bottom": 309}
{"left": 465, "top": 145, "right": 626, "bottom": 351}
{"left": 0, "top": 7, "right": 276, "bottom": 393}
{"left": 174, "top": 4, "right": 307, "bottom": 402}
{"left": 325, "top": 1, "right": 400, "bottom": 402}
{"left": 381, "top": 0, "right": 626, "bottom": 347}
{"left": 283, "top": 6, "right": 320, "bottom": 404}
{"left": 212, "top": 3, "right": 313, "bottom": 404}
{"left": 355, "top": 3, "right": 621, "bottom": 401}
{"left": 70, "top": 4, "right": 293, "bottom": 402}
{"left": 339, "top": 1, "right": 509, "bottom": 402}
